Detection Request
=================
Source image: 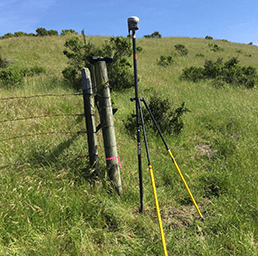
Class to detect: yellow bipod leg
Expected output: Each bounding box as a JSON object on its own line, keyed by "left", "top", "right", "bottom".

{"left": 149, "top": 165, "right": 168, "bottom": 256}
{"left": 168, "top": 150, "right": 203, "bottom": 219}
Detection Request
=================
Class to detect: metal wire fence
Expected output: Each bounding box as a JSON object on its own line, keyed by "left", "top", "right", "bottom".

{"left": 0, "top": 92, "right": 89, "bottom": 169}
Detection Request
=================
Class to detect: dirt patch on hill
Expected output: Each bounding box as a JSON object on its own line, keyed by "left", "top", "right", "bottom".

{"left": 160, "top": 205, "right": 199, "bottom": 229}
{"left": 195, "top": 143, "right": 217, "bottom": 160}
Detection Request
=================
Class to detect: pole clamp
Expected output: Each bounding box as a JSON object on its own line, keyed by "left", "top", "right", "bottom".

{"left": 89, "top": 56, "right": 114, "bottom": 64}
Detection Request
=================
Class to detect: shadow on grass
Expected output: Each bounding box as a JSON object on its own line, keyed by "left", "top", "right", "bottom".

{"left": 24, "top": 115, "right": 99, "bottom": 181}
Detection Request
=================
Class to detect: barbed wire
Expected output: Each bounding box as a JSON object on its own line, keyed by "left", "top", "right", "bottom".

{"left": 0, "top": 154, "right": 89, "bottom": 169}
{"left": 0, "top": 92, "right": 91, "bottom": 170}
{"left": 0, "top": 130, "right": 87, "bottom": 142}
{"left": 0, "top": 93, "right": 82, "bottom": 101}
{"left": 0, "top": 113, "right": 84, "bottom": 123}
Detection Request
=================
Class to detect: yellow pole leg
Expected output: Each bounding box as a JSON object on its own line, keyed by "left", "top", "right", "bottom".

{"left": 149, "top": 165, "right": 168, "bottom": 256}
{"left": 168, "top": 150, "right": 203, "bottom": 219}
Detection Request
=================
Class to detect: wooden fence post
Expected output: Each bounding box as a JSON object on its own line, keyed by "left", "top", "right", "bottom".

{"left": 81, "top": 68, "right": 99, "bottom": 176}
{"left": 94, "top": 60, "right": 122, "bottom": 195}
{"left": 81, "top": 29, "right": 86, "bottom": 45}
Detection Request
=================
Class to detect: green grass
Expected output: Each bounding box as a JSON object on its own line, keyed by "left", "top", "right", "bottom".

{"left": 0, "top": 35, "right": 258, "bottom": 255}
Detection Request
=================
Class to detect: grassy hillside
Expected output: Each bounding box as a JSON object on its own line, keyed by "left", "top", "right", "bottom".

{"left": 0, "top": 35, "right": 258, "bottom": 255}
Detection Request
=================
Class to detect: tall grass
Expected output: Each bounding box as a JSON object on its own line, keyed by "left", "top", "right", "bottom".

{"left": 0, "top": 35, "right": 258, "bottom": 255}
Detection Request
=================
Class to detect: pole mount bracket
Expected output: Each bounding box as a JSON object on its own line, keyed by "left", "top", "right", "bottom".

{"left": 89, "top": 56, "right": 114, "bottom": 64}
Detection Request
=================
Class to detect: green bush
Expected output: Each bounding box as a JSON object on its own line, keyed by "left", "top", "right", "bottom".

{"left": 196, "top": 53, "right": 205, "bottom": 57}
{"left": 208, "top": 43, "right": 224, "bottom": 52}
{"left": 63, "top": 36, "right": 134, "bottom": 91}
{"left": 136, "top": 46, "right": 143, "bottom": 52}
{"left": 62, "top": 65, "right": 79, "bottom": 86}
{"left": 174, "top": 44, "right": 188, "bottom": 56}
{"left": 0, "top": 53, "right": 11, "bottom": 69}
{"left": 61, "top": 29, "right": 78, "bottom": 36}
{"left": 205, "top": 36, "right": 213, "bottom": 40}
{"left": 36, "top": 28, "right": 58, "bottom": 36}
{"left": 181, "top": 57, "right": 258, "bottom": 88}
{"left": 0, "top": 67, "right": 23, "bottom": 86}
{"left": 0, "top": 66, "right": 46, "bottom": 87}
{"left": 0, "top": 33, "right": 14, "bottom": 39}
{"left": 157, "top": 55, "right": 174, "bottom": 66}
{"left": 36, "top": 28, "right": 48, "bottom": 36}
{"left": 181, "top": 66, "right": 204, "bottom": 82}
{"left": 143, "top": 31, "right": 162, "bottom": 38}
{"left": 124, "top": 94, "right": 190, "bottom": 135}
{"left": 0, "top": 32, "right": 36, "bottom": 39}
{"left": 47, "top": 30, "right": 59, "bottom": 36}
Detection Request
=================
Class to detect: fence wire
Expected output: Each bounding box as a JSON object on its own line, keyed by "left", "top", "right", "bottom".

{"left": 0, "top": 92, "right": 89, "bottom": 170}
{"left": 0, "top": 113, "right": 84, "bottom": 123}
{"left": 0, "top": 154, "right": 89, "bottom": 169}
{"left": 0, "top": 93, "right": 82, "bottom": 101}
{"left": 0, "top": 130, "right": 87, "bottom": 142}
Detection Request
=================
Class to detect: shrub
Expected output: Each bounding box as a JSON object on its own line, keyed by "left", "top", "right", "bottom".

{"left": 181, "top": 57, "right": 258, "bottom": 88}
{"left": 136, "top": 46, "right": 143, "bottom": 52}
{"left": 196, "top": 53, "right": 205, "bottom": 57}
{"left": 0, "top": 55, "right": 11, "bottom": 69}
{"left": 144, "top": 31, "right": 162, "bottom": 38}
{"left": 174, "top": 44, "right": 188, "bottom": 56}
{"left": 0, "top": 66, "right": 46, "bottom": 87}
{"left": 36, "top": 28, "right": 58, "bottom": 36}
{"left": 157, "top": 55, "right": 174, "bottom": 66}
{"left": 203, "top": 58, "right": 224, "bottom": 78}
{"left": 181, "top": 66, "right": 204, "bottom": 82}
{"left": 0, "top": 33, "right": 14, "bottom": 39}
{"left": 208, "top": 43, "right": 224, "bottom": 52}
{"left": 124, "top": 94, "right": 190, "bottom": 135}
{"left": 47, "top": 30, "right": 59, "bottom": 36}
{"left": 36, "top": 28, "right": 48, "bottom": 36}
{"left": 24, "top": 66, "right": 46, "bottom": 76}
{"left": 0, "top": 67, "right": 23, "bottom": 86}
{"left": 61, "top": 29, "right": 78, "bottom": 36}
{"left": 205, "top": 36, "right": 213, "bottom": 40}
{"left": 62, "top": 66, "right": 79, "bottom": 86}
{"left": 63, "top": 36, "right": 134, "bottom": 91}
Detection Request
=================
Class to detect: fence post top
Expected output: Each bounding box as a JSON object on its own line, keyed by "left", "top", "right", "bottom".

{"left": 81, "top": 68, "right": 92, "bottom": 94}
{"left": 89, "top": 56, "right": 114, "bottom": 64}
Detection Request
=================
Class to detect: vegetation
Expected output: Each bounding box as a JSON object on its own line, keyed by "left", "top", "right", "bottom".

{"left": 124, "top": 94, "right": 190, "bottom": 135}
{"left": 144, "top": 31, "right": 162, "bottom": 38}
{"left": 174, "top": 44, "right": 189, "bottom": 56}
{"left": 63, "top": 36, "right": 134, "bottom": 91}
{"left": 157, "top": 55, "right": 174, "bottom": 66}
{"left": 36, "top": 28, "right": 59, "bottom": 37}
{"left": 0, "top": 28, "right": 77, "bottom": 39}
{"left": 208, "top": 43, "right": 224, "bottom": 52}
{"left": 0, "top": 48, "right": 46, "bottom": 87}
{"left": 181, "top": 57, "right": 258, "bottom": 88}
{"left": 0, "top": 34, "right": 258, "bottom": 255}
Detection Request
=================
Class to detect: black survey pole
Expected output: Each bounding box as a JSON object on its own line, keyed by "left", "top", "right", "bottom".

{"left": 133, "top": 30, "right": 144, "bottom": 213}
{"left": 128, "top": 17, "right": 143, "bottom": 213}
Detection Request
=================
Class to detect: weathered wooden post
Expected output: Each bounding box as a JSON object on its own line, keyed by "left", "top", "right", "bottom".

{"left": 81, "top": 29, "right": 86, "bottom": 45}
{"left": 81, "top": 68, "right": 99, "bottom": 176}
{"left": 92, "top": 58, "right": 122, "bottom": 195}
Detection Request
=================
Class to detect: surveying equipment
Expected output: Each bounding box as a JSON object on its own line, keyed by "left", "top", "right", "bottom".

{"left": 127, "top": 15, "right": 204, "bottom": 256}
{"left": 128, "top": 16, "right": 139, "bottom": 33}
{"left": 128, "top": 16, "right": 144, "bottom": 213}
{"left": 128, "top": 16, "right": 168, "bottom": 256}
